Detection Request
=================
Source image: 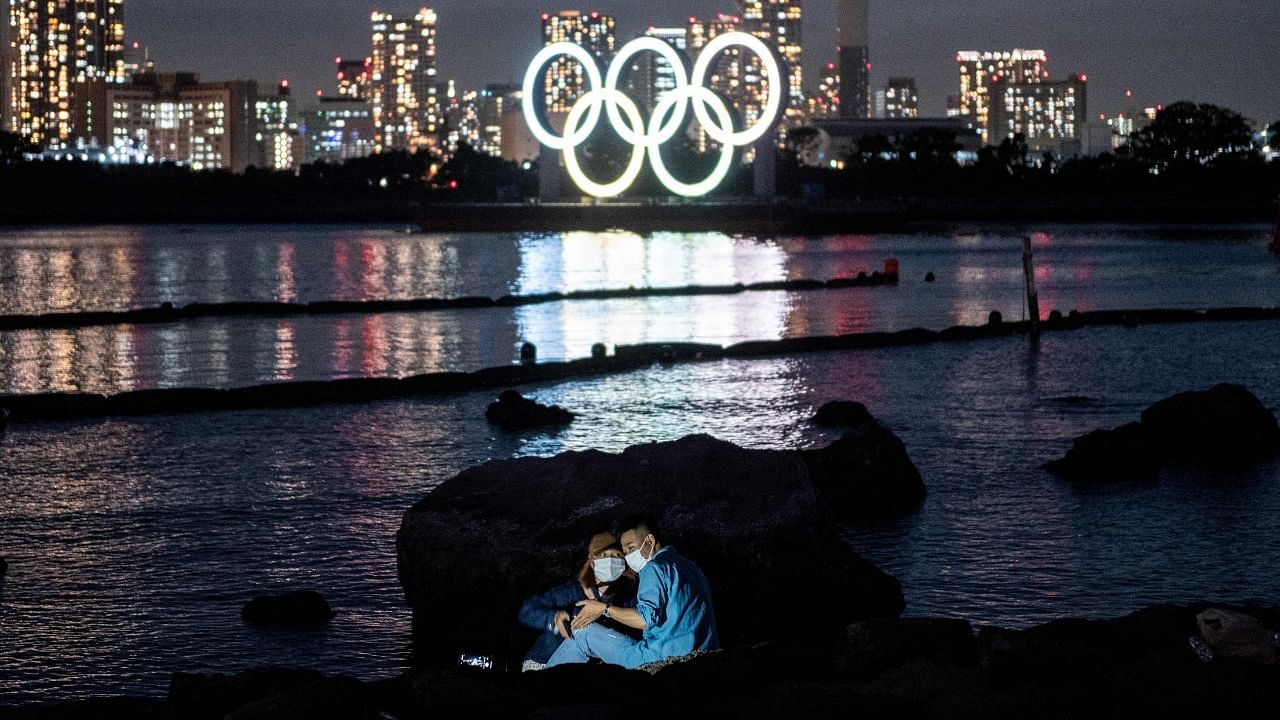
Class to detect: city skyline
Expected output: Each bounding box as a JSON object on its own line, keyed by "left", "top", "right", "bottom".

{"left": 116, "top": 0, "right": 1280, "bottom": 122}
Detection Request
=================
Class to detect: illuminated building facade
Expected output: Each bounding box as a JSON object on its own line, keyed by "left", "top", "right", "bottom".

{"left": 740, "top": 0, "right": 802, "bottom": 123}
{"left": 255, "top": 80, "right": 303, "bottom": 172}
{"left": 539, "top": 10, "right": 615, "bottom": 114}
{"left": 301, "top": 96, "right": 376, "bottom": 164}
{"left": 956, "top": 48, "right": 1048, "bottom": 142}
{"left": 107, "top": 72, "right": 256, "bottom": 171}
{"left": 622, "top": 26, "right": 685, "bottom": 112}
{"left": 445, "top": 83, "right": 518, "bottom": 158}
{"left": 988, "top": 74, "right": 1087, "bottom": 157}
{"left": 370, "top": 7, "right": 440, "bottom": 153}
{"left": 6, "top": 0, "right": 127, "bottom": 146}
{"left": 883, "top": 76, "right": 917, "bottom": 118}
{"left": 685, "top": 14, "right": 745, "bottom": 152}
{"left": 335, "top": 56, "right": 371, "bottom": 99}
{"left": 813, "top": 61, "right": 839, "bottom": 118}
{"left": 837, "top": 0, "right": 870, "bottom": 118}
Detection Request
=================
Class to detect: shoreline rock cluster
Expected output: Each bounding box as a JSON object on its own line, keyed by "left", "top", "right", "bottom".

{"left": 6, "top": 603, "right": 1278, "bottom": 719}
{"left": 1045, "top": 384, "right": 1280, "bottom": 480}
{"left": 397, "top": 420, "right": 922, "bottom": 668}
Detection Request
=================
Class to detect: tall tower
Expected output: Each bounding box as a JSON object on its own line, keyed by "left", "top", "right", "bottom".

{"left": 6, "top": 0, "right": 126, "bottom": 147}
{"left": 837, "top": 0, "right": 869, "bottom": 118}
{"left": 370, "top": 7, "right": 440, "bottom": 153}
{"left": 740, "top": 0, "right": 802, "bottom": 123}
{"left": 539, "top": 10, "right": 615, "bottom": 115}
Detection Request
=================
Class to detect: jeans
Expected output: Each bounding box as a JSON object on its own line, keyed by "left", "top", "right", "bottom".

{"left": 545, "top": 623, "right": 641, "bottom": 668}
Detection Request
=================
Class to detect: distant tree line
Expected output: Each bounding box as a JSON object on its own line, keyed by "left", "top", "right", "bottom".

{"left": 783, "top": 102, "right": 1280, "bottom": 209}
{"left": 1, "top": 101, "right": 1277, "bottom": 218}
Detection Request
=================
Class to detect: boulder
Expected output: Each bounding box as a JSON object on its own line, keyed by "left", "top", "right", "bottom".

{"left": 397, "top": 434, "right": 907, "bottom": 668}
{"left": 831, "top": 618, "right": 979, "bottom": 680}
{"left": 169, "top": 668, "right": 328, "bottom": 720}
{"left": 484, "top": 389, "right": 574, "bottom": 430}
{"left": 1045, "top": 384, "right": 1280, "bottom": 480}
{"left": 802, "top": 420, "right": 927, "bottom": 522}
{"left": 240, "top": 590, "right": 334, "bottom": 627}
{"left": 811, "top": 400, "right": 873, "bottom": 427}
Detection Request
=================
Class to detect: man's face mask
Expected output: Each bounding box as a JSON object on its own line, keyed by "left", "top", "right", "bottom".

{"left": 625, "top": 535, "right": 654, "bottom": 573}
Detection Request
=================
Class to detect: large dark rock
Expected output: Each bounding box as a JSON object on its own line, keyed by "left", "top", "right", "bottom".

{"left": 169, "top": 668, "right": 328, "bottom": 720}
{"left": 1045, "top": 384, "right": 1280, "bottom": 480}
{"left": 811, "top": 400, "right": 873, "bottom": 427}
{"left": 397, "top": 434, "right": 907, "bottom": 668}
{"left": 802, "top": 418, "right": 927, "bottom": 522}
{"left": 240, "top": 590, "right": 335, "bottom": 627}
{"left": 831, "top": 617, "right": 979, "bottom": 680}
{"left": 484, "top": 389, "right": 575, "bottom": 430}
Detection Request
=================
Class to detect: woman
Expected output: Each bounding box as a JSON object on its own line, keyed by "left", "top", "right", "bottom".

{"left": 517, "top": 531, "right": 638, "bottom": 671}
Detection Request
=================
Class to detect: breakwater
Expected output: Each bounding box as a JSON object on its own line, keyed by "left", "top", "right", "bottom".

{"left": 0, "top": 273, "right": 898, "bottom": 332}
{"left": 2, "top": 306, "right": 1277, "bottom": 423}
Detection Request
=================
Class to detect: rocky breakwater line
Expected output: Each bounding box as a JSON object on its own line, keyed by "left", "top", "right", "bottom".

{"left": 396, "top": 413, "right": 924, "bottom": 668}
{"left": 1045, "top": 384, "right": 1280, "bottom": 480}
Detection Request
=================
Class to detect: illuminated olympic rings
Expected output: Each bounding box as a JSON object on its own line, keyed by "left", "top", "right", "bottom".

{"left": 521, "top": 32, "right": 784, "bottom": 198}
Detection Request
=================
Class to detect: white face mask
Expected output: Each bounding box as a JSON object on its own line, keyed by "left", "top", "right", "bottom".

{"left": 625, "top": 536, "right": 655, "bottom": 574}
{"left": 593, "top": 557, "right": 626, "bottom": 583}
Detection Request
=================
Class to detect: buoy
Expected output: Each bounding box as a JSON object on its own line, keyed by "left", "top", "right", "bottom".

{"left": 988, "top": 311, "right": 1003, "bottom": 326}
{"left": 924, "top": 272, "right": 936, "bottom": 283}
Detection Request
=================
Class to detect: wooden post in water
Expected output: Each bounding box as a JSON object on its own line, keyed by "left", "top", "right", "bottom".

{"left": 1023, "top": 236, "right": 1041, "bottom": 336}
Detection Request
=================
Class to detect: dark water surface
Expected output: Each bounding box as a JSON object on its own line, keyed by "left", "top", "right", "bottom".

{"left": 1, "top": 225, "right": 1278, "bottom": 701}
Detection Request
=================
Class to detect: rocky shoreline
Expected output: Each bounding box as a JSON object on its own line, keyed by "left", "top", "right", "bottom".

{"left": 5, "top": 603, "right": 1278, "bottom": 719}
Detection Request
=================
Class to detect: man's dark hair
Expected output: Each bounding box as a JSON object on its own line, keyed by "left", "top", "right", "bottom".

{"left": 618, "top": 513, "right": 664, "bottom": 544}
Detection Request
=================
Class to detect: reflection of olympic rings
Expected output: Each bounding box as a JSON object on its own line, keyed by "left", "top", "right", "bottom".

{"left": 521, "top": 31, "right": 784, "bottom": 198}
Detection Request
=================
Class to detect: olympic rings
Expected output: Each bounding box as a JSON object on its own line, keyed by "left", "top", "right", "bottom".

{"left": 522, "top": 31, "right": 785, "bottom": 198}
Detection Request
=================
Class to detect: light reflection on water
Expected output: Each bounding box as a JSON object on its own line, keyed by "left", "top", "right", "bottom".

{"left": 0, "top": 225, "right": 1279, "bottom": 702}
{"left": 1, "top": 225, "right": 1277, "bottom": 396}
{"left": 1, "top": 321, "right": 1279, "bottom": 702}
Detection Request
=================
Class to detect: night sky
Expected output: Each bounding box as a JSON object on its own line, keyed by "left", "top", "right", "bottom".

{"left": 128, "top": 0, "right": 1280, "bottom": 122}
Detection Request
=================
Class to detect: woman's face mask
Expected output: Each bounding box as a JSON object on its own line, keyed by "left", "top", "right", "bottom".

{"left": 593, "top": 557, "right": 626, "bottom": 583}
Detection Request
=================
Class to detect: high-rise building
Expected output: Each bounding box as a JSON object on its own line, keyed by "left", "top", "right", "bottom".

{"left": 301, "top": 96, "right": 376, "bottom": 164}
{"left": 805, "top": 61, "right": 839, "bottom": 119}
{"left": 370, "top": 7, "right": 440, "bottom": 153}
{"left": 107, "top": 72, "right": 256, "bottom": 171}
{"left": 837, "top": 0, "right": 870, "bottom": 118}
{"left": 623, "top": 26, "right": 685, "bottom": 112}
{"left": 335, "top": 56, "right": 371, "bottom": 99}
{"left": 122, "top": 40, "right": 154, "bottom": 78}
{"left": 686, "top": 14, "right": 746, "bottom": 152}
{"left": 988, "top": 74, "right": 1087, "bottom": 157}
{"left": 883, "top": 77, "right": 917, "bottom": 119}
{"left": 255, "top": 80, "right": 303, "bottom": 172}
{"left": 741, "top": 0, "right": 802, "bottom": 123}
{"left": 6, "top": 0, "right": 127, "bottom": 147}
{"left": 539, "top": 10, "right": 615, "bottom": 114}
{"left": 445, "top": 83, "right": 519, "bottom": 158}
{"left": 956, "top": 49, "right": 1048, "bottom": 142}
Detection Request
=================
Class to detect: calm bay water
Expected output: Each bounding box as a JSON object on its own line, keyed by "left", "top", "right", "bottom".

{"left": 1, "top": 225, "right": 1278, "bottom": 702}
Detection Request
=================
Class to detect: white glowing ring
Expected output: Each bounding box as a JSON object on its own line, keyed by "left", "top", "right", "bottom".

{"left": 648, "top": 86, "right": 737, "bottom": 198}
{"left": 603, "top": 36, "right": 689, "bottom": 145}
{"left": 521, "top": 42, "right": 604, "bottom": 150}
{"left": 524, "top": 32, "right": 783, "bottom": 197}
{"left": 561, "top": 88, "right": 647, "bottom": 199}
{"left": 690, "top": 32, "right": 784, "bottom": 146}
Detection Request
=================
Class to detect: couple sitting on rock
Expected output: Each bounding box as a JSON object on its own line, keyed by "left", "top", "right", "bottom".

{"left": 518, "top": 514, "right": 719, "bottom": 671}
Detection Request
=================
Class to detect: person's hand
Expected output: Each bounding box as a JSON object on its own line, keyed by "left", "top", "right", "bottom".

{"left": 572, "top": 600, "right": 605, "bottom": 630}
{"left": 553, "top": 610, "right": 572, "bottom": 639}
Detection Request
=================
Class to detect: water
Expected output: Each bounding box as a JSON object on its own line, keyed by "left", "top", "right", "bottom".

{"left": 1, "top": 225, "right": 1278, "bottom": 702}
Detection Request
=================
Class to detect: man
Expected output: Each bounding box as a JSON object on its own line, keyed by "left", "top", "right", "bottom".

{"left": 544, "top": 513, "right": 719, "bottom": 669}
